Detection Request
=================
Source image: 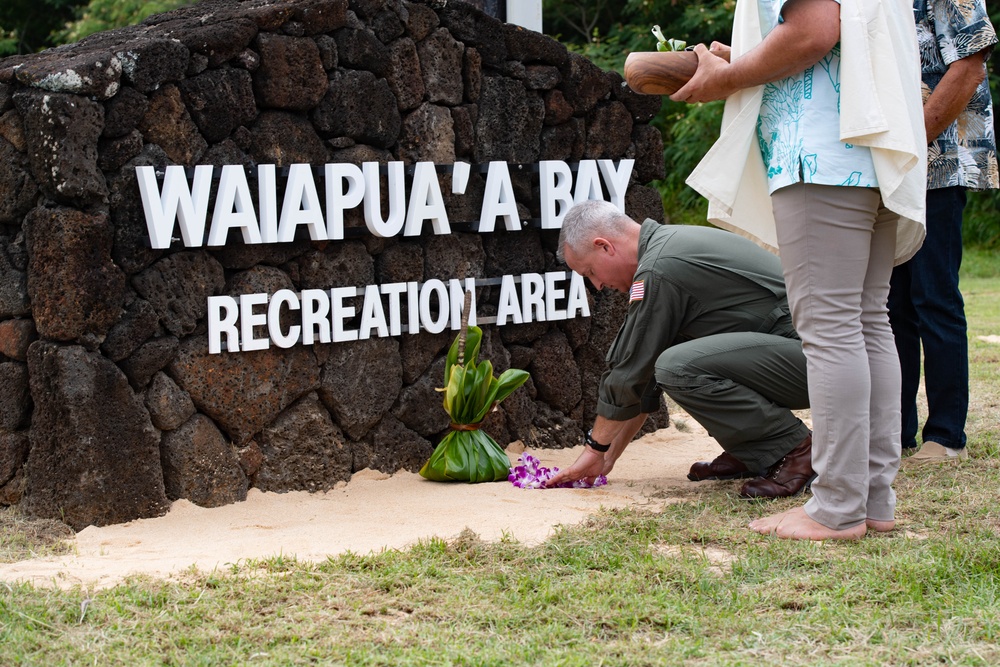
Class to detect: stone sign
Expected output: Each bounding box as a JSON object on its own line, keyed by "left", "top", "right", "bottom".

{"left": 0, "top": 0, "right": 668, "bottom": 530}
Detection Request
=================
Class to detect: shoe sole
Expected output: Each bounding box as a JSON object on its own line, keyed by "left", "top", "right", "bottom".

{"left": 903, "top": 457, "right": 966, "bottom": 466}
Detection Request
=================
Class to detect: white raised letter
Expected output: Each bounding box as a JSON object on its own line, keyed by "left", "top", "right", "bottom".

{"left": 598, "top": 159, "right": 634, "bottom": 212}
{"left": 539, "top": 160, "right": 573, "bottom": 229}
{"left": 404, "top": 162, "right": 450, "bottom": 236}
{"left": 520, "top": 272, "right": 545, "bottom": 323}
{"left": 566, "top": 272, "right": 591, "bottom": 318}
{"left": 137, "top": 164, "right": 213, "bottom": 249}
{"left": 364, "top": 161, "right": 406, "bottom": 238}
{"left": 325, "top": 163, "right": 365, "bottom": 241}
{"left": 381, "top": 282, "right": 408, "bottom": 336}
{"left": 496, "top": 274, "right": 523, "bottom": 326}
{"left": 278, "top": 164, "right": 326, "bottom": 243}
{"left": 419, "top": 279, "right": 449, "bottom": 333}
{"left": 331, "top": 286, "right": 359, "bottom": 342}
{"left": 544, "top": 271, "right": 568, "bottom": 321}
{"left": 452, "top": 161, "right": 471, "bottom": 194}
{"left": 406, "top": 281, "right": 420, "bottom": 333}
{"left": 302, "top": 288, "right": 332, "bottom": 345}
{"left": 259, "top": 164, "right": 279, "bottom": 244}
{"left": 209, "top": 165, "right": 263, "bottom": 246}
{"left": 207, "top": 295, "right": 239, "bottom": 354}
{"left": 573, "top": 160, "right": 604, "bottom": 204}
{"left": 239, "top": 293, "right": 270, "bottom": 352}
{"left": 359, "top": 284, "right": 389, "bottom": 339}
{"left": 268, "top": 289, "right": 301, "bottom": 348}
{"left": 479, "top": 161, "right": 521, "bottom": 232}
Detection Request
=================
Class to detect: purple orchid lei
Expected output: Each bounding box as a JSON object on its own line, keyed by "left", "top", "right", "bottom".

{"left": 508, "top": 453, "right": 608, "bottom": 489}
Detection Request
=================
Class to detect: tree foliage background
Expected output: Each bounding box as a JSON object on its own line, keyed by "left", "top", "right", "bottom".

{"left": 1, "top": 0, "right": 997, "bottom": 244}
{"left": 544, "top": 0, "right": 736, "bottom": 225}
{"left": 0, "top": 0, "right": 191, "bottom": 55}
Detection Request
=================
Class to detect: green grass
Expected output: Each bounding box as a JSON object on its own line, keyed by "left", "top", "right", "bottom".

{"left": 2, "top": 255, "right": 1000, "bottom": 666}
{"left": 962, "top": 247, "right": 1000, "bottom": 280}
{"left": 963, "top": 248, "right": 1000, "bottom": 460}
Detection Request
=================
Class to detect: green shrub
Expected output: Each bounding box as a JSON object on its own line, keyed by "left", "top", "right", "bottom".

{"left": 57, "top": 0, "right": 193, "bottom": 43}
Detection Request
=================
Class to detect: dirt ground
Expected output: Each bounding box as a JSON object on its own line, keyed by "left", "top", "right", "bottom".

{"left": 0, "top": 421, "right": 726, "bottom": 590}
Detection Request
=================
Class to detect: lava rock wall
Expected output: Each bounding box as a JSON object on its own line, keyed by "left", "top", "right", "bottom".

{"left": 0, "top": 0, "right": 669, "bottom": 530}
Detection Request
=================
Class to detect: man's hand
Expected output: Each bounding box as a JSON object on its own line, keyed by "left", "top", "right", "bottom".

{"left": 708, "top": 41, "right": 732, "bottom": 63}
{"left": 544, "top": 447, "right": 606, "bottom": 487}
{"left": 669, "top": 43, "right": 734, "bottom": 104}
{"left": 672, "top": 0, "right": 841, "bottom": 105}
{"left": 546, "top": 414, "right": 649, "bottom": 486}
{"left": 601, "top": 457, "right": 617, "bottom": 477}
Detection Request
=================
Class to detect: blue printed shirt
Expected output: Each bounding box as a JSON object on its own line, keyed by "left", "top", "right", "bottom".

{"left": 915, "top": 0, "right": 998, "bottom": 191}
{"left": 756, "top": 0, "right": 879, "bottom": 193}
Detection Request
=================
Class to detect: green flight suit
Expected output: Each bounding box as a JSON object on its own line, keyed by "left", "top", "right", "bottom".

{"left": 598, "top": 220, "right": 810, "bottom": 473}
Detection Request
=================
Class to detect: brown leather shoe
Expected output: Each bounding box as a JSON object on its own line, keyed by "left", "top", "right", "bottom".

{"left": 688, "top": 451, "right": 755, "bottom": 481}
{"left": 739, "top": 434, "right": 815, "bottom": 499}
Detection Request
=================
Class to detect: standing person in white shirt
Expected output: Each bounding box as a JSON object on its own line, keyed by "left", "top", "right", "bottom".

{"left": 669, "top": 0, "right": 927, "bottom": 540}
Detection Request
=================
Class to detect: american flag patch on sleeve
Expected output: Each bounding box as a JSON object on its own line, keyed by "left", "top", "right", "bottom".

{"left": 629, "top": 280, "right": 645, "bottom": 303}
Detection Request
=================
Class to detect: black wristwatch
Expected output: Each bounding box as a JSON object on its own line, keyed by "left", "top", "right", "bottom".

{"left": 585, "top": 429, "right": 611, "bottom": 453}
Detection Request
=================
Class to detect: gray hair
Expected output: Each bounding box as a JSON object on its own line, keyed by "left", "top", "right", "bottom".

{"left": 556, "top": 199, "right": 634, "bottom": 263}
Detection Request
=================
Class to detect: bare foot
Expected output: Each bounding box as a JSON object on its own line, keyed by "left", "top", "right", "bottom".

{"left": 749, "top": 506, "right": 866, "bottom": 541}
{"left": 866, "top": 518, "right": 895, "bottom": 533}
{"left": 747, "top": 508, "right": 793, "bottom": 534}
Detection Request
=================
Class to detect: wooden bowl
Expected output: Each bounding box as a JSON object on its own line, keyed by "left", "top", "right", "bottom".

{"left": 624, "top": 51, "right": 698, "bottom": 96}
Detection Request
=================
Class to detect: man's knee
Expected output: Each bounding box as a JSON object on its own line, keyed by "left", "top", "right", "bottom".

{"left": 654, "top": 346, "right": 704, "bottom": 392}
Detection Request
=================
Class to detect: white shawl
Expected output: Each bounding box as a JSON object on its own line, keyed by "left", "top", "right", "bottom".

{"left": 686, "top": 0, "right": 927, "bottom": 263}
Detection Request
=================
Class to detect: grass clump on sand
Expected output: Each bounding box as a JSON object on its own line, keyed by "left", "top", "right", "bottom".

{"left": 0, "top": 508, "right": 73, "bottom": 564}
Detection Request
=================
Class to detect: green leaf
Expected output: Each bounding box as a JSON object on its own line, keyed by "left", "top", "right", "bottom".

{"left": 472, "top": 360, "right": 494, "bottom": 411}
{"left": 493, "top": 369, "right": 530, "bottom": 403}
{"left": 457, "top": 361, "right": 480, "bottom": 422}
{"left": 473, "top": 368, "right": 529, "bottom": 423}
{"left": 418, "top": 430, "right": 510, "bottom": 483}
{"left": 444, "top": 365, "right": 468, "bottom": 420}
{"left": 445, "top": 326, "right": 483, "bottom": 383}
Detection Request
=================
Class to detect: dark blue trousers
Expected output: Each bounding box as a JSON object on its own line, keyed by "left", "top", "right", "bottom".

{"left": 888, "top": 186, "right": 968, "bottom": 450}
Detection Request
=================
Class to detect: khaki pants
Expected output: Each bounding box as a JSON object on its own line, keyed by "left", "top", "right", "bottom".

{"left": 772, "top": 183, "right": 901, "bottom": 530}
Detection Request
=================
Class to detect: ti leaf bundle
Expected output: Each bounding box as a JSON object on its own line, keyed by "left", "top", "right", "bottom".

{"left": 419, "top": 325, "right": 530, "bottom": 483}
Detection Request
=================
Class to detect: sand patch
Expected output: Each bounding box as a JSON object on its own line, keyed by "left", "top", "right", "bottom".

{"left": 0, "top": 425, "right": 727, "bottom": 590}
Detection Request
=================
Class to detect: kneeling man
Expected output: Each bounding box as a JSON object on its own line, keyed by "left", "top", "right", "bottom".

{"left": 547, "top": 199, "right": 812, "bottom": 498}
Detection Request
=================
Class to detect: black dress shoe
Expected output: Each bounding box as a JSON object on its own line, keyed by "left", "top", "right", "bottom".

{"left": 688, "top": 451, "right": 755, "bottom": 481}
{"left": 739, "top": 434, "right": 815, "bottom": 499}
